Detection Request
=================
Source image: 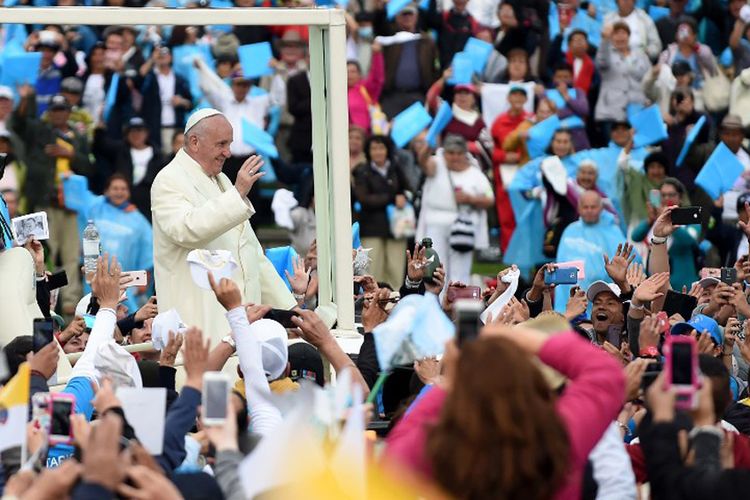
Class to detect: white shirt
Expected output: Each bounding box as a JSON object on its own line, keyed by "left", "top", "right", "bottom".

{"left": 220, "top": 94, "right": 271, "bottom": 157}
{"left": 82, "top": 74, "right": 106, "bottom": 121}
{"left": 130, "top": 146, "right": 154, "bottom": 186}
{"left": 156, "top": 69, "right": 177, "bottom": 127}
{"left": 590, "top": 422, "right": 637, "bottom": 500}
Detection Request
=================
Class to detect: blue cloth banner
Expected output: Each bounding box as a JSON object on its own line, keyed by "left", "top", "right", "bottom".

{"left": 103, "top": 72, "right": 120, "bottom": 123}
{"left": 447, "top": 52, "right": 474, "bottom": 85}
{"left": 352, "top": 222, "right": 361, "bottom": 249}
{"left": 648, "top": 5, "right": 670, "bottom": 22}
{"left": 545, "top": 88, "right": 577, "bottom": 110}
{"left": 426, "top": 101, "right": 453, "bottom": 148}
{"left": 463, "top": 38, "right": 493, "bottom": 73}
{"left": 695, "top": 143, "right": 745, "bottom": 200}
{"left": 0, "top": 52, "right": 42, "bottom": 88}
{"left": 390, "top": 102, "right": 432, "bottom": 148}
{"left": 631, "top": 105, "right": 667, "bottom": 148}
{"left": 626, "top": 103, "right": 645, "bottom": 123}
{"left": 560, "top": 115, "right": 585, "bottom": 129}
{"left": 526, "top": 115, "right": 561, "bottom": 159}
{"left": 265, "top": 246, "right": 298, "bottom": 290}
{"left": 387, "top": 0, "right": 413, "bottom": 19}
{"left": 172, "top": 44, "right": 214, "bottom": 101}
{"left": 238, "top": 42, "right": 274, "bottom": 80}
{"left": 241, "top": 118, "right": 279, "bottom": 158}
{"left": 676, "top": 115, "right": 707, "bottom": 168}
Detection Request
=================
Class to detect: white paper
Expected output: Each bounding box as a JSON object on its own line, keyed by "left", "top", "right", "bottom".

{"left": 116, "top": 387, "right": 166, "bottom": 455}
{"left": 11, "top": 211, "right": 49, "bottom": 245}
{"left": 480, "top": 82, "right": 536, "bottom": 130}
{"left": 480, "top": 268, "right": 520, "bottom": 324}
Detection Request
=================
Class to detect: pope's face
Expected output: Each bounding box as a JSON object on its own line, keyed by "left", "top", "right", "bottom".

{"left": 189, "top": 117, "right": 233, "bottom": 177}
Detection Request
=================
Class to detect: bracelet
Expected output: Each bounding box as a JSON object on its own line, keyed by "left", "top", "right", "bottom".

{"left": 639, "top": 346, "right": 659, "bottom": 358}
{"left": 293, "top": 292, "right": 305, "bottom": 301}
{"left": 629, "top": 301, "right": 645, "bottom": 311}
{"left": 99, "top": 307, "right": 117, "bottom": 316}
{"left": 221, "top": 334, "right": 236, "bottom": 350}
{"left": 650, "top": 236, "right": 667, "bottom": 245}
{"left": 405, "top": 276, "right": 422, "bottom": 289}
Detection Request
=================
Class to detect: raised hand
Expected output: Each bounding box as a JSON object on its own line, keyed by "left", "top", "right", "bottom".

{"left": 362, "top": 288, "right": 389, "bottom": 333}
{"left": 565, "top": 287, "right": 587, "bottom": 320}
{"left": 638, "top": 314, "right": 661, "bottom": 351}
{"left": 91, "top": 254, "right": 122, "bottom": 310}
{"left": 159, "top": 331, "right": 183, "bottom": 367}
{"left": 285, "top": 256, "right": 311, "bottom": 296}
{"left": 81, "top": 414, "right": 126, "bottom": 492}
{"left": 234, "top": 155, "right": 265, "bottom": 198}
{"left": 603, "top": 243, "right": 636, "bottom": 289}
{"left": 424, "top": 265, "right": 445, "bottom": 295}
{"left": 207, "top": 272, "right": 242, "bottom": 311}
{"left": 413, "top": 357, "right": 441, "bottom": 385}
{"left": 290, "top": 309, "right": 333, "bottom": 350}
{"left": 626, "top": 262, "right": 646, "bottom": 288}
{"left": 632, "top": 272, "right": 670, "bottom": 305}
{"left": 652, "top": 206, "right": 678, "bottom": 238}
{"left": 134, "top": 296, "right": 158, "bottom": 323}
{"left": 406, "top": 242, "right": 427, "bottom": 282}
{"left": 183, "top": 327, "right": 210, "bottom": 390}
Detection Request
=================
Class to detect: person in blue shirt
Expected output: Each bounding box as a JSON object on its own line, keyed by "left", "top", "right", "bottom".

{"left": 63, "top": 173, "right": 153, "bottom": 312}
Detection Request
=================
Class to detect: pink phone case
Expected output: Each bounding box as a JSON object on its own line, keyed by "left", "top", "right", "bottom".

{"left": 47, "top": 393, "right": 76, "bottom": 446}
{"left": 664, "top": 335, "right": 699, "bottom": 411}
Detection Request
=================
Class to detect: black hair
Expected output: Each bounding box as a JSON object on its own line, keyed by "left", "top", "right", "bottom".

{"left": 105, "top": 172, "right": 131, "bottom": 191}
{"left": 85, "top": 41, "right": 106, "bottom": 70}
{"left": 347, "top": 60, "right": 362, "bottom": 73}
{"left": 364, "top": 134, "right": 395, "bottom": 165}
{"left": 3, "top": 336, "right": 32, "bottom": 382}
{"left": 554, "top": 61, "right": 574, "bottom": 74}
{"left": 660, "top": 177, "right": 686, "bottom": 197}
{"left": 699, "top": 354, "right": 731, "bottom": 419}
{"left": 643, "top": 152, "right": 669, "bottom": 171}
{"left": 567, "top": 29, "right": 588, "bottom": 43}
{"left": 545, "top": 129, "right": 572, "bottom": 156}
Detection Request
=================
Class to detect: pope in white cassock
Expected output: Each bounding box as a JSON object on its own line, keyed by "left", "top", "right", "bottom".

{"left": 151, "top": 108, "right": 296, "bottom": 343}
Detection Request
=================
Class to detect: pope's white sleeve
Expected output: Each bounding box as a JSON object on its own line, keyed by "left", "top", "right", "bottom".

{"left": 226, "top": 307, "right": 282, "bottom": 436}
{"left": 70, "top": 308, "right": 116, "bottom": 383}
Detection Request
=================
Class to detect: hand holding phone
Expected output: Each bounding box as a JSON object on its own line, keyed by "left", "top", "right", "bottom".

{"left": 446, "top": 285, "right": 481, "bottom": 302}
{"left": 121, "top": 270, "right": 148, "bottom": 288}
{"left": 664, "top": 335, "right": 699, "bottom": 411}
{"left": 670, "top": 206, "right": 701, "bottom": 225}
{"left": 544, "top": 267, "right": 578, "bottom": 285}
{"left": 33, "top": 318, "right": 54, "bottom": 353}
{"left": 48, "top": 394, "right": 75, "bottom": 446}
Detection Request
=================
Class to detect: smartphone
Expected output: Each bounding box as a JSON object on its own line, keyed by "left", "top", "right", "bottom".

{"left": 664, "top": 335, "right": 699, "bottom": 411}
{"left": 700, "top": 268, "right": 721, "bottom": 279}
{"left": 640, "top": 361, "right": 663, "bottom": 391}
{"left": 263, "top": 308, "right": 299, "bottom": 328}
{"left": 121, "top": 270, "right": 148, "bottom": 288}
{"left": 670, "top": 206, "right": 701, "bottom": 225}
{"left": 721, "top": 267, "right": 737, "bottom": 285}
{"left": 663, "top": 290, "right": 698, "bottom": 320}
{"left": 48, "top": 394, "right": 75, "bottom": 446}
{"left": 455, "top": 299, "right": 484, "bottom": 346}
{"left": 32, "top": 318, "right": 54, "bottom": 353}
{"left": 648, "top": 189, "right": 661, "bottom": 208}
{"left": 47, "top": 270, "right": 68, "bottom": 291}
{"left": 544, "top": 267, "right": 578, "bottom": 285}
{"left": 605, "top": 325, "right": 623, "bottom": 347}
{"left": 202, "top": 372, "right": 230, "bottom": 426}
{"left": 446, "top": 285, "right": 481, "bottom": 302}
{"left": 82, "top": 314, "right": 96, "bottom": 329}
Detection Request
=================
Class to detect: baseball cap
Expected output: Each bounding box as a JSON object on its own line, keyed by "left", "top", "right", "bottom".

{"left": 454, "top": 83, "right": 477, "bottom": 94}
{"left": 126, "top": 116, "right": 147, "bottom": 130}
{"left": 697, "top": 276, "right": 720, "bottom": 289}
{"left": 721, "top": 114, "right": 743, "bottom": 130}
{"left": 248, "top": 319, "right": 288, "bottom": 381}
{"left": 586, "top": 281, "right": 621, "bottom": 302}
{"left": 48, "top": 95, "right": 71, "bottom": 111}
{"left": 37, "top": 30, "right": 61, "bottom": 50}
{"left": 61, "top": 77, "right": 84, "bottom": 94}
{"left": 187, "top": 249, "right": 238, "bottom": 290}
{"left": 151, "top": 309, "right": 186, "bottom": 351}
{"left": 671, "top": 314, "right": 722, "bottom": 344}
{"left": 0, "top": 86, "right": 13, "bottom": 100}
{"left": 288, "top": 341, "right": 325, "bottom": 386}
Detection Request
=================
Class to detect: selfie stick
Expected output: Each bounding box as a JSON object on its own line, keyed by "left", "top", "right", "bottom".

{"left": 365, "top": 371, "right": 389, "bottom": 404}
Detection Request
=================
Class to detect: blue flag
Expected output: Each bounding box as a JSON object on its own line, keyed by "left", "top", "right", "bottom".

{"left": 103, "top": 72, "right": 120, "bottom": 123}
{"left": 560, "top": 115, "right": 585, "bottom": 129}
{"left": 238, "top": 42, "right": 274, "bottom": 80}
{"left": 241, "top": 118, "right": 279, "bottom": 158}
{"left": 0, "top": 52, "right": 42, "bottom": 88}
{"left": 172, "top": 44, "right": 214, "bottom": 101}
{"left": 387, "top": 0, "right": 413, "bottom": 19}
{"left": 676, "top": 115, "right": 707, "bottom": 168}
{"left": 390, "top": 102, "right": 432, "bottom": 148}
{"left": 265, "top": 246, "right": 298, "bottom": 290}
{"left": 352, "top": 222, "right": 361, "bottom": 249}
{"left": 526, "top": 115, "right": 561, "bottom": 159}
{"left": 463, "top": 38, "right": 493, "bottom": 73}
{"left": 631, "top": 105, "right": 667, "bottom": 148}
{"left": 648, "top": 5, "right": 670, "bottom": 21}
{"left": 426, "top": 101, "right": 453, "bottom": 148}
{"left": 447, "top": 52, "right": 474, "bottom": 85}
{"left": 626, "top": 102, "right": 644, "bottom": 123}
{"left": 695, "top": 143, "right": 745, "bottom": 200}
{"left": 545, "top": 88, "right": 577, "bottom": 109}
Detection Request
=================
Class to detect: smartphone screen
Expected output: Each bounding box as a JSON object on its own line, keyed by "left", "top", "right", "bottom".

{"left": 663, "top": 290, "right": 698, "bottom": 320}
{"left": 606, "top": 325, "right": 623, "bottom": 346}
{"left": 264, "top": 309, "right": 299, "bottom": 329}
{"left": 203, "top": 378, "right": 229, "bottom": 421}
{"left": 671, "top": 343, "right": 693, "bottom": 386}
{"left": 33, "top": 319, "right": 54, "bottom": 352}
{"left": 50, "top": 400, "right": 72, "bottom": 437}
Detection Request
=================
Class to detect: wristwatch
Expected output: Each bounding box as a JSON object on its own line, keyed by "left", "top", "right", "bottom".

{"left": 221, "top": 334, "right": 236, "bottom": 350}
{"left": 293, "top": 292, "right": 305, "bottom": 301}
{"left": 639, "top": 345, "right": 659, "bottom": 358}
{"left": 650, "top": 235, "right": 667, "bottom": 245}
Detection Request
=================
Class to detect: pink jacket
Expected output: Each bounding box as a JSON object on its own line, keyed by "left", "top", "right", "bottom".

{"left": 347, "top": 51, "right": 384, "bottom": 132}
{"left": 384, "top": 332, "right": 625, "bottom": 500}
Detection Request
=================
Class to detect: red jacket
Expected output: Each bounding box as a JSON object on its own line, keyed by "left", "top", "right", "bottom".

{"left": 490, "top": 110, "right": 529, "bottom": 165}
{"left": 384, "top": 332, "right": 625, "bottom": 500}
{"left": 566, "top": 52, "right": 595, "bottom": 94}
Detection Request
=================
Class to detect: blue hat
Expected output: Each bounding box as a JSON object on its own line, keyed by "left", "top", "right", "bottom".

{"left": 671, "top": 314, "right": 722, "bottom": 345}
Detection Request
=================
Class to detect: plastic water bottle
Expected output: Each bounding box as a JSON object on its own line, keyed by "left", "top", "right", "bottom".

{"left": 83, "top": 220, "right": 100, "bottom": 282}
{"left": 421, "top": 237, "right": 440, "bottom": 280}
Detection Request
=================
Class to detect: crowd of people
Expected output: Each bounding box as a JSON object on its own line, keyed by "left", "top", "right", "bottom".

{"left": 3, "top": 0, "right": 750, "bottom": 498}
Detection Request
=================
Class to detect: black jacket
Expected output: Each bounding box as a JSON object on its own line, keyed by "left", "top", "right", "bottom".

{"left": 286, "top": 71, "right": 312, "bottom": 164}
{"left": 352, "top": 161, "right": 408, "bottom": 239}
{"left": 139, "top": 70, "right": 192, "bottom": 151}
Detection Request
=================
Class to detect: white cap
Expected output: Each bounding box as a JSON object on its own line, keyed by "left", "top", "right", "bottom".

{"left": 0, "top": 86, "right": 13, "bottom": 100}
{"left": 697, "top": 277, "right": 720, "bottom": 289}
{"left": 187, "top": 249, "right": 238, "bottom": 290}
{"left": 248, "top": 319, "right": 289, "bottom": 380}
{"left": 586, "top": 281, "right": 621, "bottom": 302}
{"left": 184, "top": 108, "right": 224, "bottom": 134}
{"left": 578, "top": 158, "right": 598, "bottom": 171}
{"left": 541, "top": 155, "right": 568, "bottom": 196}
{"left": 151, "top": 308, "right": 185, "bottom": 351}
{"left": 75, "top": 293, "right": 93, "bottom": 318}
